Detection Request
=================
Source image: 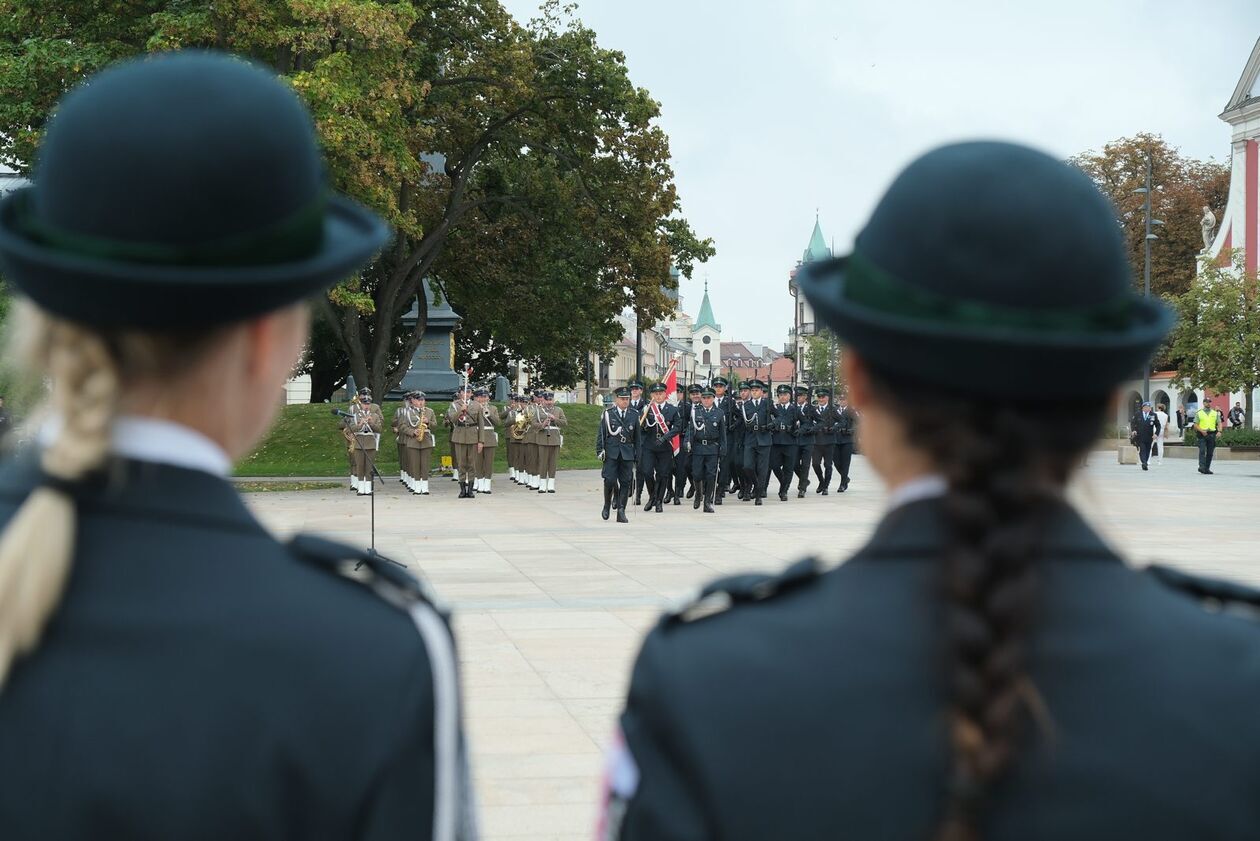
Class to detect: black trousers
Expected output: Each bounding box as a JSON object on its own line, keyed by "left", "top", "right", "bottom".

{"left": 1198, "top": 433, "right": 1216, "bottom": 471}
{"left": 691, "top": 451, "right": 719, "bottom": 496}
{"left": 812, "top": 443, "right": 834, "bottom": 488}
{"left": 794, "top": 441, "right": 813, "bottom": 489}
{"left": 642, "top": 446, "right": 674, "bottom": 502}
{"left": 674, "top": 444, "right": 691, "bottom": 496}
{"left": 603, "top": 457, "right": 633, "bottom": 506}
{"left": 1138, "top": 440, "right": 1152, "bottom": 466}
{"left": 742, "top": 444, "right": 771, "bottom": 498}
{"left": 769, "top": 444, "right": 799, "bottom": 496}
{"left": 835, "top": 441, "right": 854, "bottom": 487}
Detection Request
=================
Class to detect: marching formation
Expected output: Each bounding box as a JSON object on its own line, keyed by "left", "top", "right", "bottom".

{"left": 339, "top": 386, "right": 569, "bottom": 498}
{"left": 597, "top": 377, "right": 859, "bottom": 523}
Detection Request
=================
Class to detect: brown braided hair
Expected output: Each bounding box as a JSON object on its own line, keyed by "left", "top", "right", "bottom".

{"left": 868, "top": 369, "right": 1104, "bottom": 841}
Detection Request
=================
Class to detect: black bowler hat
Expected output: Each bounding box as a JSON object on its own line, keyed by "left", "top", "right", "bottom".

{"left": 0, "top": 52, "right": 390, "bottom": 329}
{"left": 797, "top": 142, "right": 1173, "bottom": 400}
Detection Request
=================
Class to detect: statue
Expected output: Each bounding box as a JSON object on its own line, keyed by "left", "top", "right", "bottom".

{"left": 1200, "top": 206, "right": 1216, "bottom": 252}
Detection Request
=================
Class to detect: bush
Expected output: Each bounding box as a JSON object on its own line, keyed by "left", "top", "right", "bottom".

{"left": 1181, "top": 427, "right": 1260, "bottom": 447}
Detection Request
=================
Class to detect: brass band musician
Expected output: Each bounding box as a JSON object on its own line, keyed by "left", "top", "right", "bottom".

{"left": 392, "top": 390, "right": 436, "bottom": 495}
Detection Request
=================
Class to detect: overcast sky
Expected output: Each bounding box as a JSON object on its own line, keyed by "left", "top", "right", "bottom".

{"left": 501, "top": 0, "right": 1260, "bottom": 349}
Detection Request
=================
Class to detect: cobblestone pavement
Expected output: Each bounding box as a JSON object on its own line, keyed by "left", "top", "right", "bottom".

{"left": 245, "top": 451, "right": 1260, "bottom": 840}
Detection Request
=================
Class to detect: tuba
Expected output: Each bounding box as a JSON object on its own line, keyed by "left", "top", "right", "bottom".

{"left": 510, "top": 407, "right": 530, "bottom": 441}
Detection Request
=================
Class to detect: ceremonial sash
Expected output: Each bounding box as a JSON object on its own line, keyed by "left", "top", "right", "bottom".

{"left": 649, "top": 401, "right": 680, "bottom": 456}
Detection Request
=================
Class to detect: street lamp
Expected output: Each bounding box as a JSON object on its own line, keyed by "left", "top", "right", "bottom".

{"left": 1134, "top": 153, "right": 1164, "bottom": 402}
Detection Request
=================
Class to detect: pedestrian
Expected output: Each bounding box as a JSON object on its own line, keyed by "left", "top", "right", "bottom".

{"left": 1129, "top": 400, "right": 1160, "bottom": 471}
{"left": 738, "top": 380, "right": 772, "bottom": 505}
{"left": 602, "top": 141, "right": 1260, "bottom": 841}
{"left": 686, "top": 386, "right": 725, "bottom": 513}
{"left": 834, "top": 393, "right": 857, "bottom": 492}
{"left": 1194, "top": 396, "right": 1221, "bottom": 474}
{"left": 597, "top": 386, "right": 638, "bottom": 523}
{"left": 711, "top": 377, "right": 736, "bottom": 504}
{"left": 1152, "top": 402, "right": 1170, "bottom": 465}
{"left": 793, "top": 385, "right": 818, "bottom": 497}
{"left": 640, "top": 383, "right": 681, "bottom": 513}
{"left": 0, "top": 53, "right": 475, "bottom": 839}
{"left": 473, "top": 386, "right": 500, "bottom": 494}
{"left": 768, "top": 384, "right": 801, "bottom": 501}
{"left": 1175, "top": 405, "right": 1187, "bottom": 435}
{"left": 810, "top": 387, "right": 838, "bottom": 494}
{"left": 1228, "top": 401, "right": 1245, "bottom": 429}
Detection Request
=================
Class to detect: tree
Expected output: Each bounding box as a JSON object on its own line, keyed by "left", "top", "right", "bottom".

{"left": 803, "top": 329, "right": 843, "bottom": 391}
{"left": 1169, "top": 251, "right": 1260, "bottom": 428}
{"left": 1070, "top": 134, "right": 1229, "bottom": 370}
{"left": 0, "top": 0, "right": 712, "bottom": 398}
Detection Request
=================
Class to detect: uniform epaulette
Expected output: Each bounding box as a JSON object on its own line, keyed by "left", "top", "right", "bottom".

{"left": 1146, "top": 564, "right": 1260, "bottom": 621}
{"left": 668, "top": 557, "right": 822, "bottom": 624}
{"left": 288, "top": 534, "right": 439, "bottom": 613}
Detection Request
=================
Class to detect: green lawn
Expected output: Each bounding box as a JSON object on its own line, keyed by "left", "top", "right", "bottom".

{"left": 234, "top": 401, "right": 604, "bottom": 477}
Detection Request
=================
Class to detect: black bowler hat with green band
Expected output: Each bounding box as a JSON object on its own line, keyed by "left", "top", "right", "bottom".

{"left": 0, "top": 51, "right": 390, "bottom": 329}
{"left": 797, "top": 141, "right": 1173, "bottom": 400}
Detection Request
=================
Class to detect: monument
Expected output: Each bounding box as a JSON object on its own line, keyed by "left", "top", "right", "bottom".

{"left": 390, "top": 278, "right": 463, "bottom": 399}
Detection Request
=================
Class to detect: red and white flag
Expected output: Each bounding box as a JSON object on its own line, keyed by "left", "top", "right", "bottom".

{"left": 663, "top": 357, "right": 680, "bottom": 456}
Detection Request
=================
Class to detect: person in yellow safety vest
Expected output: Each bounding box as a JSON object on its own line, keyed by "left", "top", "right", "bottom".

{"left": 1194, "top": 396, "right": 1221, "bottom": 474}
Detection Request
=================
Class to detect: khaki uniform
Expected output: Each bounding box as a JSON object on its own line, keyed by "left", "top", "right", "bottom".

{"left": 446, "top": 399, "right": 484, "bottom": 481}
{"left": 341, "top": 402, "right": 384, "bottom": 492}
{"left": 475, "top": 403, "right": 501, "bottom": 491}
{"left": 392, "top": 405, "right": 436, "bottom": 494}
{"left": 532, "top": 403, "right": 568, "bottom": 491}
{"left": 522, "top": 402, "right": 541, "bottom": 488}
{"left": 505, "top": 405, "right": 522, "bottom": 479}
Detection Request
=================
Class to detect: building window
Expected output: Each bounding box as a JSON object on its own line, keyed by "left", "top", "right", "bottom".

{"left": 702, "top": 335, "right": 711, "bottom": 345}
{"left": 702, "top": 349, "right": 711, "bottom": 365}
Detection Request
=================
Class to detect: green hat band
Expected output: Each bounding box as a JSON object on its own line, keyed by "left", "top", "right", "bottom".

{"left": 843, "top": 250, "right": 1136, "bottom": 334}
{"left": 11, "top": 189, "right": 326, "bottom": 267}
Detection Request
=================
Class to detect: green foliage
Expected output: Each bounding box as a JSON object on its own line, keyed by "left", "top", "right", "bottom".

{"left": 1181, "top": 427, "right": 1260, "bottom": 447}
{"left": 803, "top": 329, "right": 841, "bottom": 388}
{"left": 1169, "top": 251, "right": 1260, "bottom": 428}
{"left": 0, "top": 0, "right": 713, "bottom": 399}
{"left": 236, "top": 400, "right": 604, "bottom": 475}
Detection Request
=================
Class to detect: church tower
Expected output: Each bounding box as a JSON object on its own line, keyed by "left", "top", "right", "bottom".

{"left": 692, "top": 279, "right": 721, "bottom": 381}
{"left": 1207, "top": 35, "right": 1260, "bottom": 278}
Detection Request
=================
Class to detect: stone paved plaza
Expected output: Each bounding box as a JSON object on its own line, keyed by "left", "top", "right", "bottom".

{"left": 245, "top": 452, "right": 1260, "bottom": 841}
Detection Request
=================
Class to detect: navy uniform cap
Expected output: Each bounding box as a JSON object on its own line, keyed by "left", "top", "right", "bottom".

{"left": 776, "top": 384, "right": 792, "bottom": 395}
{"left": 795, "top": 386, "right": 810, "bottom": 394}
{"left": 649, "top": 383, "right": 666, "bottom": 393}
{"left": 712, "top": 377, "right": 729, "bottom": 387}
{"left": 815, "top": 387, "right": 831, "bottom": 398}
{"left": 614, "top": 386, "right": 632, "bottom": 398}
{"left": 701, "top": 387, "right": 716, "bottom": 397}
{"left": 688, "top": 384, "right": 703, "bottom": 394}
{"left": 473, "top": 387, "right": 489, "bottom": 397}
{"left": 629, "top": 381, "right": 645, "bottom": 390}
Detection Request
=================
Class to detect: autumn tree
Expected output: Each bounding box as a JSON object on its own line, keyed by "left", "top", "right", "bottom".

{"left": 0, "top": 0, "right": 711, "bottom": 397}
{"left": 1169, "top": 251, "right": 1260, "bottom": 428}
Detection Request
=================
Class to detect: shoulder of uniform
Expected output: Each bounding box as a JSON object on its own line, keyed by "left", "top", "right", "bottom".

{"left": 1145, "top": 564, "right": 1260, "bottom": 623}
{"left": 287, "top": 533, "right": 442, "bottom": 615}
{"left": 665, "top": 556, "right": 823, "bottom": 625}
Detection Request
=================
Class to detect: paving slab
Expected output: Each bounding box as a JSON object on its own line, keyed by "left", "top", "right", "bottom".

{"left": 243, "top": 453, "right": 1260, "bottom": 840}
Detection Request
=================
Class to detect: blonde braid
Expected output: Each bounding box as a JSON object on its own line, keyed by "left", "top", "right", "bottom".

{"left": 0, "top": 305, "right": 120, "bottom": 688}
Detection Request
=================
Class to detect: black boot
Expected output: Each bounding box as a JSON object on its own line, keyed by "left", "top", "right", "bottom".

{"left": 617, "top": 505, "right": 629, "bottom": 523}
{"left": 797, "top": 487, "right": 806, "bottom": 498}
{"left": 458, "top": 481, "right": 469, "bottom": 498}
{"left": 655, "top": 497, "right": 664, "bottom": 513}
{"left": 693, "top": 487, "right": 703, "bottom": 510}
{"left": 601, "top": 484, "right": 613, "bottom": 521}
{"left": 704, "top": 482, "right": 715, "bottom": 514}
{"left": 755, "top": 495, "right": 763, "bottom": 506}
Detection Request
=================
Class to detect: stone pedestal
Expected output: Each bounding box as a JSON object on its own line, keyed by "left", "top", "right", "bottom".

{"left": 391, "top": 279, "right": 462, "bottom": 399}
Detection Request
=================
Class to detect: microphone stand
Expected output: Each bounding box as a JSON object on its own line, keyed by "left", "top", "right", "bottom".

{"left": 333, "top": 408, "right": 406, "bottom": 570}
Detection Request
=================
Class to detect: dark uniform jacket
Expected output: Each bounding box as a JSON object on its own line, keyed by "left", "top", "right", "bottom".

{"left": 598, "top": 405, "right": 639, "bottom": 462}
{"left": 641, "top": 401, "right": 682, "bottom": 452}
{"left": 0, "top": 458, "right": 457, "bottom": 841}
{"left": 769, "top": 400, "right": 801, "bottom": 446}
{"left": 813, "top": 403, "right": 840, "bottom": 445}
{"left": 738, "top": 399, "right": 772, "bottom": 448}
{"left": 795, "top": 402, "right": 818, "bottom": 440}
{"left": 614, "top": 497, "right": 1260, "bottom": 841}
{"left": 835, "top": 406, "right": 857, "bottom": 442}
{"left": 685, "top": 405, "right": 725, "bottom": 456}
{"left": 1130, "top": 410, "right": 1162, "bottom": 445}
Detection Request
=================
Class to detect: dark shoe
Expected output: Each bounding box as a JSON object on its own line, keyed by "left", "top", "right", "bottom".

{"left": 673, "top": 496, "right": 681, "bottom": 506}
{"left": 815, "top": 486, "right": 824, "bottom": 494}
{"left": 644, "top": 498, "right": 654, "bottom": 512}
{"left": 840, "top": 482, "right": 849, "bottom": 492}
{"left": 797, "top": 488, "right": 806, "bottom": 498}
{"left": 1198, "top": 468, "right": 1206, "bottom": 474}
{"left": 1141, "top": 463, "right": 1148, "bottom": 471}
{"left": 704, "top": 502, "right": 715, "bottom": 513}
{"left": 779, "top": 492, "right": 788, "bottom": 502}
{"left": 821, "top": 488, "right": 829, "bottom": 496}
{"left": 686, "top": 485, "right": 696, "bottom": 499}
{"left": 655, "top": 500, "right": 663, "bottom": 513}
{"left": 1206, "top": 469, "right": 1214, "bottom": 475}
{"left": 714, "top": 496, "right": 723, "bottom": 506}
{"left": 755, "top": 497, "right": 763, "bottom": 506}
{"left": 617, "top": 508, "right": 629, "bottom": 523}
{"left": 601, "top": 504, "right": 611, "bottom": 521}
{"left": 694, "top": 493, "right": 702, "bottom": 510}
{"left": 634, "top": 495, "right": 642, "bottom": 506}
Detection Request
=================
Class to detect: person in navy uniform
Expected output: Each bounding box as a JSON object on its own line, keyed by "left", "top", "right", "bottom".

{"left": 728, "top": 381, "right": 751, "bottom": 500}
{"left": 834, "top": 392, "right": 857, "bottom": 492}
{"left": 598, "top": 386, "right": 639, "bottom": 522}
{"left": 710, "top": 377, "right": 735, "bottom": 504}
{"left": 628, "top": 380, "right": 647, "bottom": 505}
{"left": 768, "top": 384, "right": 802, "bottom": 501}
{"left": 0, "top": 54, "right": 479, "bottom": 841}
{"left": 1129, "top": 400, "right": 1162, "bottom": 471}
{"left": 639, "top": 382, "right": 681, "bottom": 514}
{"left": 602, "top": 142, "right": 1260, "bottom": 841}
{"left": 810, "top": 387, "right": 839, "bottom": 494}
{"left": 737, "top": 380, "right": 772, "bottom": 506}
{"left": 685, "top": 387, "right": 725, "bottom": 513}
{"left": 792, "top": 385, "right": 818, "bottom": 497}
{"left": 675, "top": 384, "right": 703, "bottom": 503}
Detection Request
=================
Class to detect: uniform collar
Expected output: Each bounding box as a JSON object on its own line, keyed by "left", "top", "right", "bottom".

{"left": 40, "top": 414, "right": 232, "bottom": 477}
